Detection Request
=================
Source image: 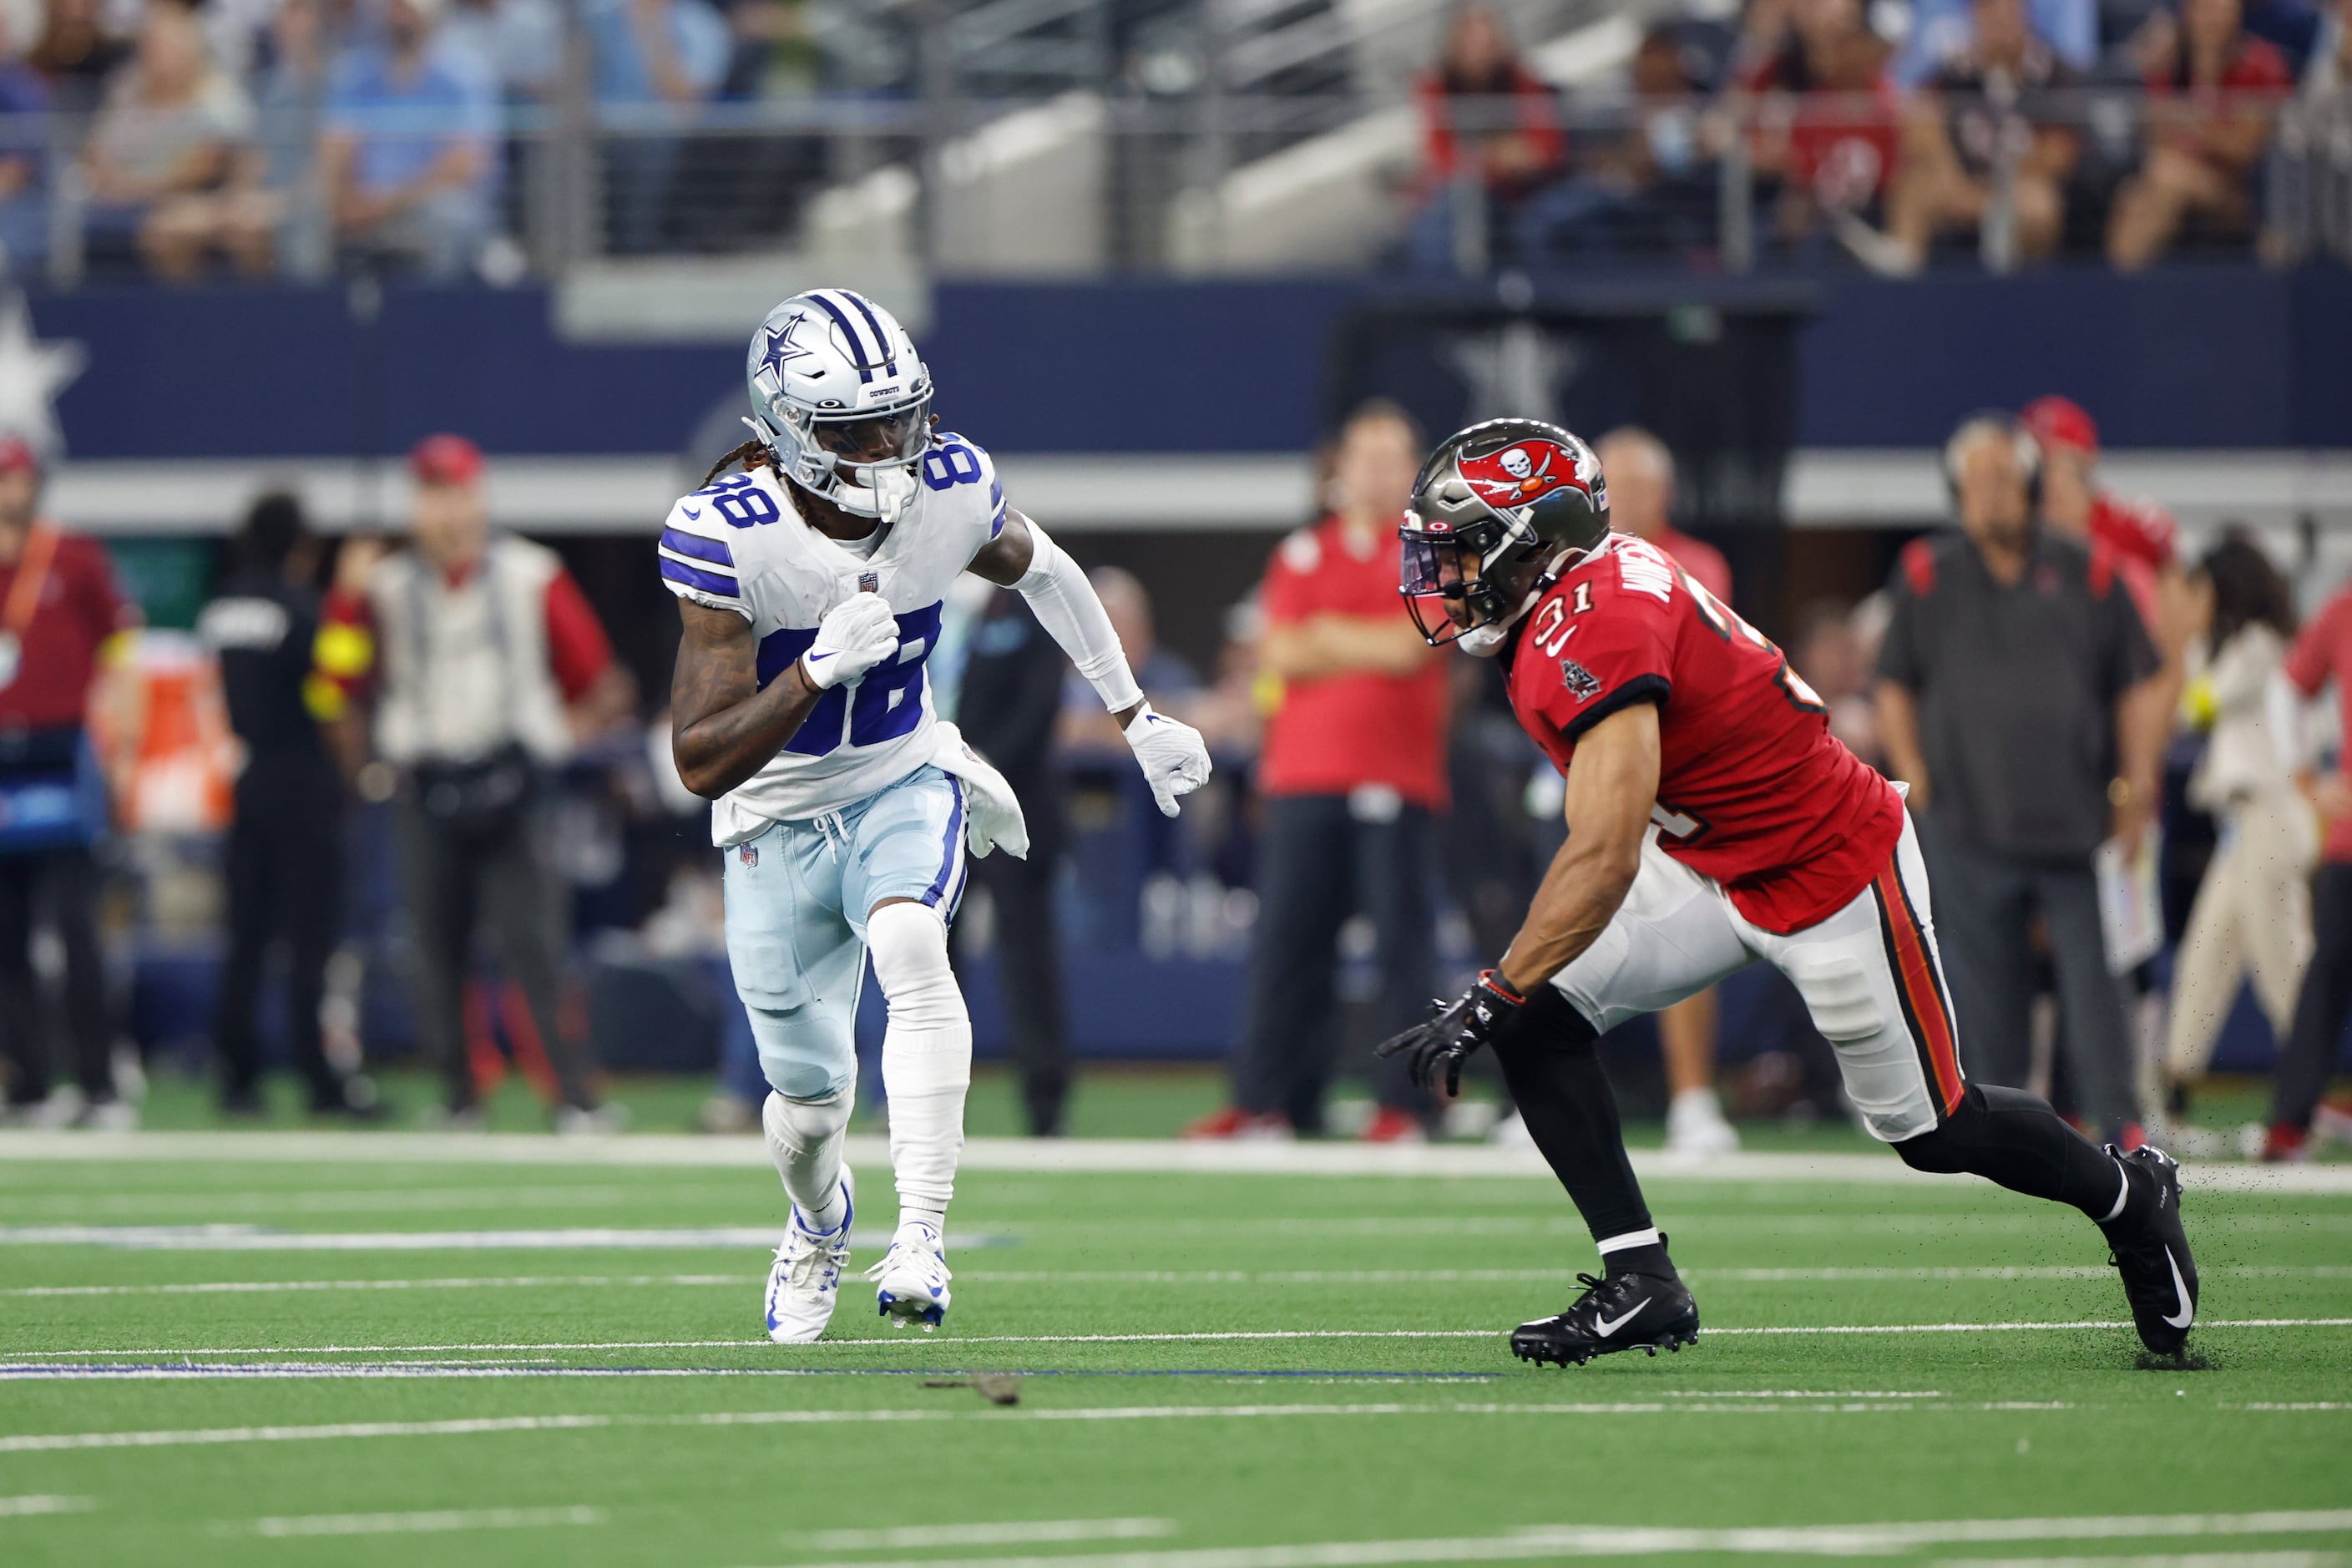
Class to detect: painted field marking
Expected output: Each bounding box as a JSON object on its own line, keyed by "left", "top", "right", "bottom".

{"left": 230, "top": 1505, "right": 604, "bottom": 1538}
{"left": 0, "top": 1495, "right": 92, "bottom": 1517}
{"left": 1, "top": 1130, "right": 2347, "bottom": 1193}
{"left": 10, "top": 1264, "right": 2349, "bottom": 1300}
{"left": 3, "top": 1401, "right": 2106, "bottom": 1457}
{"left": 0, "top": 1184, "right": 744, "bottom": 1218}
{"left": 812, "top": 1520, "right": 1178, "bottom": 1550}
{"left": 727, "top": 1511, "right": 2352, "bottom": 1568}
{"left": 19, "top": 1318, "right": 2352, "bottom": 1359}
{"left": 0, "top": 1226, "right": 999, "bottom": 1252}
{"left": 1938, "top": 1555, "right": 2349, "bottom": 1568}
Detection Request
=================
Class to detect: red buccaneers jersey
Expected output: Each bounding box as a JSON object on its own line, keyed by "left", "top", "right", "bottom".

{"left": 1505, "top": 534, "right": 1904, "bottom": 934}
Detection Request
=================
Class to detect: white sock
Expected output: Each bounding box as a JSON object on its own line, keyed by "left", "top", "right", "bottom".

{"left": 868, "top": 902, "right": 969, "bottom": 1243}
{"left": 761, "top": 1090, "right": 852, "bottom": 1233}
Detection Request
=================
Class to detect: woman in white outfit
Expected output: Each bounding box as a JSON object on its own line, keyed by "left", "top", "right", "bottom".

{"left": 2163, "top": 533, "right": 2315, "bottom": 1125}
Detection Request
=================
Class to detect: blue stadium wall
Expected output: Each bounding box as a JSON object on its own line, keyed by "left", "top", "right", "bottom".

{"left": 37, "top": 265, "right": 2352, "bottom": 461}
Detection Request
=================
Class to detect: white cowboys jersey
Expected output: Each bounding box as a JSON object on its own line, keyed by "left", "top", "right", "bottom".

{"left": 657, "top": 433, "right": 1008, "bottom": 843}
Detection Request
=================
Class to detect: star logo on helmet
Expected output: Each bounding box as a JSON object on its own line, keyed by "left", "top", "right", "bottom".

{"left": 758, "top": 316, "right": 817, "bottom": 384}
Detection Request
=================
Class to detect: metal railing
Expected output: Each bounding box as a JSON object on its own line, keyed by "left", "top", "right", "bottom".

{"left": 7, "top": 84, "right": 2344, "bottom": 288}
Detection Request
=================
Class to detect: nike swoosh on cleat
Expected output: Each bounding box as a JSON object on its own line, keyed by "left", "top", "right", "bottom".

{"left": 2162, "top": 1247, "right": 2194, "bottom": 1329}
{"left": 1593, "top": 1301, "right": 1647, "bottom": 1337}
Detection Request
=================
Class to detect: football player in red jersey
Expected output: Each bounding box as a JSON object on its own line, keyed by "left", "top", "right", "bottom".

{"left": 1377, "top": 417, "right": 2200, "bottom": 1368}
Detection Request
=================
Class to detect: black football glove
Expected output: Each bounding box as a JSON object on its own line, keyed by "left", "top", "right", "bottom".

{"left": 1373, "top": 969, "right": 1526, "bottom": 1098}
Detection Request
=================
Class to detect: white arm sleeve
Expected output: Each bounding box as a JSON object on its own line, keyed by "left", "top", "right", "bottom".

{"left": 1014, "top": 519, "right": 1145, "bottom": 714}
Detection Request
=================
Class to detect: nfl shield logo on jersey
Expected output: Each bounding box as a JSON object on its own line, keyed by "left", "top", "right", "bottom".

{"left": 1560, "top": 659, "right": 1602, "bottom": 701}
{"left": 739, "top": 844, "right": 759, "bottom": 868}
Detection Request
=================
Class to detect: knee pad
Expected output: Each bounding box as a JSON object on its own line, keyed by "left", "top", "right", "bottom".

{"left": 748, "top": 1004, "right": 857, "bottom": 1101}
{"left": 867, "top": 902, "right": 969, "bottom": 1040}
{"left": 1494, "top": 984, "right": 1602, "bottom": 1065}
{"left": 761, "top": 1086, "right": 851, "bottom": 1151}
{"left": 1891, "top": 1083, "right": 1986, "bottom": 1175}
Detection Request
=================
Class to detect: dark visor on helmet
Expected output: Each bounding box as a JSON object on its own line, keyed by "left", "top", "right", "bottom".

{"left": 1399, "top": 529, "right": 1481, "bottom": 647}
{"left": 809, "top": 397, "right": 932, "bottom": 467}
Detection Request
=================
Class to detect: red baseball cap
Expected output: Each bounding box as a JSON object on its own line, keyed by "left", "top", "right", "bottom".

{"left": 0, "top": 433, "right": 43, "bottom": 476}
{"left": 409, "top": 432, "right": 484, "bottom": 488}
{"left": 2020, "top": 396, "right": 2097, "bottom": 457}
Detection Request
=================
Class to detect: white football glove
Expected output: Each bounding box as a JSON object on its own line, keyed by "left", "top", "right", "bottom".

{"left": 1123, "top": 702, "right": 1212, "bottom": 818}
{"left": 800, "top": 592, "right": 900, "bottom": 690}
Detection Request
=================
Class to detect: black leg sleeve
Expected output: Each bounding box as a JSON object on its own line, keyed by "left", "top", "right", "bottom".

{"left": 1490, "top": 988, "right": 1656, "bottom": 1245}
{"left": 1894, "top": 1082, "right": 2129, "bottom": 1220}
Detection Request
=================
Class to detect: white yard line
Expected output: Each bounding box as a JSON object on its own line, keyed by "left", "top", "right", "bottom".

{"left": 0, "top": 1401, "right": 2100, "bottom": 1455}
{"left": 16, "top": 1318, "right": 2352, "bottom": 1360}
{"left": 0, "top": 1495, "right": 91, "bottom": 1517}
{"left": 812, "top": 1520, "right": 1178, "bottom": 1550}
{"left": 732, "top": 1513, "right": 2352, "bottom": 1568}
{"left": 0, "top": 1131, "right": 2344, "bottom": 1192}
{"left": 231, "top": 1505, "right": 604, "bottom": 1538}
{"left": 11, "top": 1264, "right": 2348, "bottom": 1299}
{"left": 1939, "top": 1556, "right": 2349, "bottom": 1568}
{"left": 0, "top": 1226, "right": 995, "bottom": 1252}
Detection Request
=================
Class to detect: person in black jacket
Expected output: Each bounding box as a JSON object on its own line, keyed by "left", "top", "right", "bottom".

{"left": 198, "top": 493, "right": 374, "bottom": 1118}
{"left": 952, "top": 589, "right": 1071, "bottom": 1136}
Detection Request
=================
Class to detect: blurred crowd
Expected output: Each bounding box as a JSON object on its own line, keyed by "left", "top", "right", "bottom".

{"left": 0, "top": 0, "right": 2344, "bottom": 282}
{"left": 2, "top": 398, "right": 2349, "bottom": 1154}
{"left": 0, "top": 0, "right": 819, "bottom": 280}
{"left": 1409, "top": 0, "right": 2351, "bottom": 273}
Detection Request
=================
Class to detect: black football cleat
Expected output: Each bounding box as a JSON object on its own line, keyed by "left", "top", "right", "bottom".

{"left": 1510, "top": 1272, "right": 1701, "bottom": 1368}
{"left": 2098, "top": 1143, "right": 2198, "bottom": 1358}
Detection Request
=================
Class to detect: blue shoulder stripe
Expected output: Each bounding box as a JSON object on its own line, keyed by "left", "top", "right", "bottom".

{"left": 660, "top": 557, "right": 741, "bottom": 599}
{"left": 660, "top": 528, "right": 733, "bottom": 568}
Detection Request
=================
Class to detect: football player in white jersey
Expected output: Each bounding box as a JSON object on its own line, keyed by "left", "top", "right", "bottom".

{"left": 663, "top": 288, "right": 1212, "bottom": 1341}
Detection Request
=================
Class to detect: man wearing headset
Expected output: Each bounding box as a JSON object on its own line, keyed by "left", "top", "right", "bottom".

{"left": 1874, "top": 414, "right": 2165, "bottom": 1145}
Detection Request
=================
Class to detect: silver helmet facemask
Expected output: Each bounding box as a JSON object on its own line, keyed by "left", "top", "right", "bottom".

{"left": 746, "top": 291, "right": 933, "bottom": 526}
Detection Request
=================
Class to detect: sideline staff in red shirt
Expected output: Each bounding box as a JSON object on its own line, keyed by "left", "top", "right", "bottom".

{"left": 1189, "top": 402, "right": 1449, "bottom": 1142}
{"left": 0, "top": 435, "right": 140, "bottom": 1126}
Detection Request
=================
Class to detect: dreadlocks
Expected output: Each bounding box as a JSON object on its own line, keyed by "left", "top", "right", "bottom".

{"left": 699, "top": 438, "right": 776, "bottom": 492}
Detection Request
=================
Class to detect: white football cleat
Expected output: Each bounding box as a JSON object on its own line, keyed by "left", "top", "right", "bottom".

{"left": 764, "top": 1167, "right": 855, "bottom": 1344}
{"left": 1664, "top": 1088, "right": 1739, "bottom": 1159}
{"left": 867, "top": 1221, "right": 952, "bottom": 1330}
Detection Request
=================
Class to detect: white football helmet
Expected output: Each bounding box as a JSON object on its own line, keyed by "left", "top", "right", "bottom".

{"left": 746, "top": 289, "right": 933, "bottom": 524}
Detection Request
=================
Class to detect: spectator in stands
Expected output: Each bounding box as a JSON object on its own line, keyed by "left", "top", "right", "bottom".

{"left": 584, "top": 0, "right": 728, "bottom": 254}
{"left": 443, "top": 0, "right": 564, "bottom": 101}
{"left": 1517, "top": 25, "right": 1717, "bottom": 265}
{"left": 321, "top": 0, "right": 498, "bottom": 279}
{"left": 1851, "top": 0, "right": 2084, "bottom": 273}
{"left": 27, "top": 0, "right": 128, "bottom": 114}
{"left": 1894, "top": 0, "right": 2096, "bottom": 84}
{"left": 313, "top": 434, "right": 631, "bottom": 1130}
{"left": 1875, "top": 416, "right": 2162, "bottom": 1142}
{"left": 0, "top": 436, "right": 138, "bottom": 1130}
{"left": 78, "top": 1, "right": 254, "bottom": 281}
{"left": 2261, "top": 572, "right": 2352, "bottom": 1160}
{"left": 199, "top": 493, "right": 378, "bottom": 1120}
{"left": 161, "top": 0, "right": 330, "bottom": 278}
{"left": 952, "top": 587, "right": 1074, "bottom": 1137}
{"left": 1405, "top": 0, "right": 1565, "bottom": 275}
{"left": 2162, "top": 533, "right": 2309, "bottom": 1136}
{"left": 1591, "top": 427, "right": 1741, "bottom": 1158}
{"left": 1191, "top": 402, "right": 1444, "bottom": 1143}
{"left": 0, "top": 16, "right": 51, "bottom": 276}
{"left": 2107, "top": 0, "right": 2294, "bottom": 270}
{"left": 1737, "top": 0, "right": 1899, "bottom": 254}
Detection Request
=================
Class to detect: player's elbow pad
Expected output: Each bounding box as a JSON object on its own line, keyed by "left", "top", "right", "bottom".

{"left": 1014, "top": 521, "right": 1145, "bottom": 713}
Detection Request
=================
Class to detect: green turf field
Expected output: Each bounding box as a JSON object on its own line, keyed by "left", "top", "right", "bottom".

{"left": 0, "top": 1130, "right": 2347, "bottom": 1567}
